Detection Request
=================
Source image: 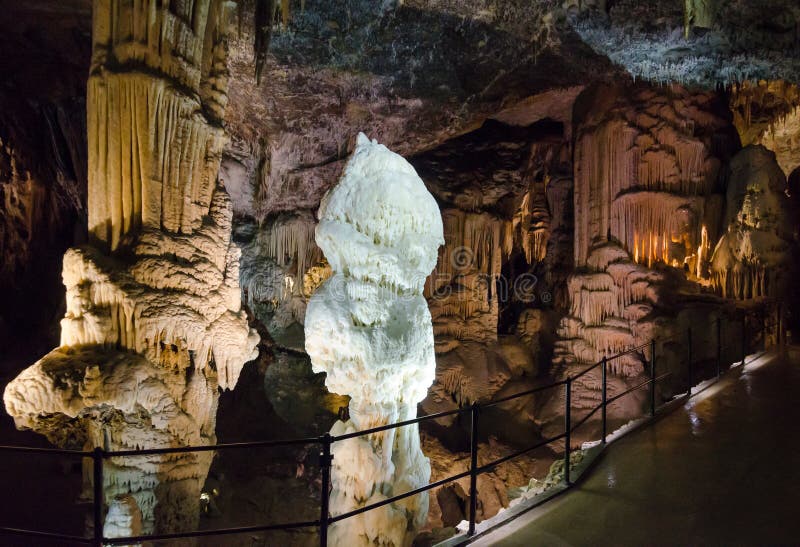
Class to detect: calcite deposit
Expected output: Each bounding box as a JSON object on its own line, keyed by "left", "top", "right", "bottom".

{"left": 2, "top": 1, "right": 800, "bottom": 543}
{"left": 4, "top": 0, "right": 258, "bottom": 538}
{"left": 711, "top": 146, "right": 794, "bottom": 299}
{"left": 305, "top": 133, "right": 443, "bottom": 546}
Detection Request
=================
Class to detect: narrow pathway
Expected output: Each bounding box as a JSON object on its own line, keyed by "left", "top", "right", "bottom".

{"left": 475, "top": 350, "right": 800, "bottom": 546}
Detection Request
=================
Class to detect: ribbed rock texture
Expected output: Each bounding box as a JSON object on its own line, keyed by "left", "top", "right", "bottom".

{"left": 305, "top": 134, "right": 443, "bottom": 546}
{"left": 711, "top": 145, "right": 794, "bottom": 299}
{"left": 542, "top": 83, "right": 739, "bottom": 435}
{"left": 3, "top": 0, "right": 800, "bottom": 540}
{"left": 3, "top": 0, "right": 258, "bottom": 538}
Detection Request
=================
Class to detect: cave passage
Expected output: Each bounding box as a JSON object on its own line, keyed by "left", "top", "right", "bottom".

{"left": 475, "top": 350, "right": 800, "bottom": 546}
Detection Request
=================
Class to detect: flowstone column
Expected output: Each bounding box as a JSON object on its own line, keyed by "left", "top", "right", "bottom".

{"left": 3, "top": 0, "right": 258, "bottom": 537}
{"left": 305, "top": 133, "right": 444, "bottom": 546}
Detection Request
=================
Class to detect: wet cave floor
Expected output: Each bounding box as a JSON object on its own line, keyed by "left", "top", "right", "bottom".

{"left": 476, "top": 349, "right": 800, "bottom": 547}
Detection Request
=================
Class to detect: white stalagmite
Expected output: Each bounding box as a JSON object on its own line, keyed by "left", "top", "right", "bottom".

{"left": 4, "top": 0, "right": 258, "bottom": 539}
{"left": 305, "top": 133, "right": 444, "bottom": 547}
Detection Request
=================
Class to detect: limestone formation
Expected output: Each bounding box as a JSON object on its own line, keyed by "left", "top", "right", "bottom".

{"left": 4, "top": 0, "right": 258, "bottom": 538}
{"left": 573, "top": 85, "right": 734, "bottom": 271}
{"left": 544, "top": 84, "right": 737, "bottom": 435}
{"left": 731, "top": 81, "right": 800, "bottom": 179}
{"left": 103, "top": 495, "right": 144, "bottom": 545}
{"left": 711, "top": 146, "right": 794, "bottom": 299}
{"left": 305, "top": 133, "right": 443, "bottom": 546}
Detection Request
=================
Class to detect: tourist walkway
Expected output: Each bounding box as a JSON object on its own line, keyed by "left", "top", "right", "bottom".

{"left": 474, "top": 350, "right": 800, "bottom": 546}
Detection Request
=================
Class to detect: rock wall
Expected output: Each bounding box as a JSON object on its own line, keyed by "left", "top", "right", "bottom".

{"left": 573, "top": 84, "right": 737, "bottom": 270}
{"left": 731, "top": 80, "right": 800, "bottom": 179}
{"left": 2, "top": 1, "right": 800, "bottom": 541}
{"left": 542, "top": 83, "right": 741, "bottom": 437}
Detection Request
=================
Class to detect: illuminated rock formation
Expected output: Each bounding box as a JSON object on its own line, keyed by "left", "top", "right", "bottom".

{"left": 305, "top": 133, "right": 443, "bottom": 546}
{"left": 731, "top": 81, "right": 800, "bottom": 179}
{"left": 711, "top": 145, "right": 794, "bottom": 299}
{"left": 86, "top": 0, "right": 233, "bottom": 252}
{"left": 427, "top": 209, "right": 512, "bottom": 346}
{"left": 573, "top": 85, "right": 735, "bottom": 271}
{"left": 4, "top": 0, "right": 257, "bottom": 537}
{"left": 104, "top": 494, "right": 143, "bottom": 545}
{"left": 543, "top": 84, "right": 736, "bottom": 435}
{"left": 239, "top": 211, "right": 323, "bottom": 350}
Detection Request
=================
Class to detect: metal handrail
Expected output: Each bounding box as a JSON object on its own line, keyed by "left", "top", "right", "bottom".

{"left": 0, "top": 304, "right": 784, "bottom": 546}
{"left": 332, "top": 407, "right": 465, "bottom": 441}
{"left": 107, "top": 436, "right": 321, "bottom": 457}
{"left": 328, "top": 470, "right": 474, "bottom": 524}
{"left": 478, "top": 432, "right": 568, "bottom": 472}
{"left": 481, "top": 379, "right": 566, "bottom": 408}
{"left": 103, "top": 520, "right": 321, "bottom": 545}
{"left": 0, "top": 444, "right": 90, "bottom": 456}
{"left": 0, "top": 527, "right": 93, "bottom": 543}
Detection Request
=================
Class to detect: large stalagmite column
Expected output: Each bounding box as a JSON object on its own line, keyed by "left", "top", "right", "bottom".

{"left": 4, "top": 0, "right": 258, "bottom": 538}
{"left": 305, "top": 133, "right": 444, "bottom": 547}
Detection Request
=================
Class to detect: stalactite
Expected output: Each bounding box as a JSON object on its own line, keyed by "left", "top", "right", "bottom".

{"left": 88, "top": 0, "right": 235, "bottom": 253}
{"left": 710, "top": 145, "right": 793, "bottom": 300}
{"left": 426, "top": 209, "right": 512, "bottom": 343}
{"left": 574, "top": 86, "right": 729, "bottom": 268}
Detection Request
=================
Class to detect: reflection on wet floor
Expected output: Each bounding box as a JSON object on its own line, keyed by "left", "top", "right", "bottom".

{"left": 476, "top": 350, "right": 800, "bottom": 547}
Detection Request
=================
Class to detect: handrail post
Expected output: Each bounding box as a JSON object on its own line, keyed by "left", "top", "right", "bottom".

{"left": 601, "top": 358, "right": 608, "bottom": 444}
{"left": 319, "top": 433, "right": 333, "bottom": 547}
{"left": 687, "top": 327, "right": 693, "bottom": 396}
{"left": 650, "top": 339, "right": 656, "bottom": 417}
{"left": 468, "top": 403, "right": 480, "bottom": 536}
{"left": 716, "top": 317, "right": 722, "bottom": 378}
{"left": 564, "top": 378, "right": 572, "bottom": 485}
{"left": 92, "top": 447, "right": 104, "bottom": 547}
{"left": 741, "top": 316, "right": 747, "bottom": 367}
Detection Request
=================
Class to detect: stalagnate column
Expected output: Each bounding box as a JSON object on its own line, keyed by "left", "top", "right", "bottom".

{"left": 87, "top": 0, "right": 233, "bottom": 252}
{"left": 4, "top": 0, "right": 258, "bottom": 538}
{"left": 305, "top": 134, "right": 444, "bottom": 546}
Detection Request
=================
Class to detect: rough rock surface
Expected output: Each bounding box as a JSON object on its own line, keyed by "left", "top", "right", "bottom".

{"left": 574, "top": 0, "right": 800, "bottom": 86}
{"left": 711, "top": 146, "right": 794, "bottom": 299}
{"left": 541, "top": 82, "right": 740, "bottom": 437}
{"left": 0, "top": 0, "right": 90, "bottom": 363}
{"left": 2, "top": 1, "right": 800, "bottom": 541}
{"left": 730, "top": 80, "right": 800, "bottom": 179}
{"left": 305, "top": 134, "right": 443, "bottom": 546}
{"left": 3, "top": 0, "right": 258, "bottom": 538}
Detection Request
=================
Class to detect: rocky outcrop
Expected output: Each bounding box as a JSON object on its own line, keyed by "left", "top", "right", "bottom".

{"left": 731, "top": 80, "right": 800, "bottom": 179}
{"left": 573, "top": 84, "right": 737, "bottom": 270}
{"left": 5, "top": 345, "right": 219, "bottom": 533}
{"left": 223, "top": 1, "right": 615, "bottom": 222}
{"left": 541, "top": 83, "right": 739, "bottom": 436}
